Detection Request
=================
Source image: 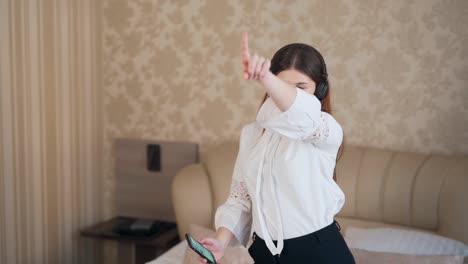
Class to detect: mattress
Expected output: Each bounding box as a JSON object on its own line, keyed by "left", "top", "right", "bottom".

{"left": 146, "top": 240, "right": 187, "bottom": 264}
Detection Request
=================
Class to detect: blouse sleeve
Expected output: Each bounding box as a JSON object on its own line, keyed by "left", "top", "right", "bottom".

{"left": 257, "top": 87, "right": 343, "bottom": 145}
{"left": 214, "top": 126, "right": 253, "bottom": 246}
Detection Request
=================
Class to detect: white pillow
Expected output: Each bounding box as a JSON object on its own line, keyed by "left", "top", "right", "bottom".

{"left": 344, "top": 226, "right": 468, "bottom": 256}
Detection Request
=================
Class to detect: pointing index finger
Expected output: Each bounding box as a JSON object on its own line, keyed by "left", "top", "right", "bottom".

{"left": 242, "top": 32, "right": 250, "bottom": 62}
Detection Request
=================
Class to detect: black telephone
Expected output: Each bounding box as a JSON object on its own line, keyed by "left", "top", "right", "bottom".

{"left": 113, "top": 218, "right": 163, "bottom": 237}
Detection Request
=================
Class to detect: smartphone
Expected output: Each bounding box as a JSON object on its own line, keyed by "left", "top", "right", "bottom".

{"left": 185, "top": 233, "right": 217, "bottom": 264}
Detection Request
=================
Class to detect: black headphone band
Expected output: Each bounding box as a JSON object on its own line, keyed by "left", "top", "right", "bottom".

{"left": 314, "top": 47, "right": 328, "bottom": 81}
{"left": 310, "top": 47, "right": 329, "bottom": 101}
{"left": 322, "top": 61, "right": 328, "bottom": 80}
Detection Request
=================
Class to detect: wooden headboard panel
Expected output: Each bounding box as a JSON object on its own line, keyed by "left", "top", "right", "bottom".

{"left": 114, "top": 138, "right": 198, "bottom": 221}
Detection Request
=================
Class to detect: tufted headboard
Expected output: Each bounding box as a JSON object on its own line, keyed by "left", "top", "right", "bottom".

{"left": 172, "top": 143, "right": 468, "bottom": 244}
{"left": 335, "top": 146, "right": 468, "bottom": 244}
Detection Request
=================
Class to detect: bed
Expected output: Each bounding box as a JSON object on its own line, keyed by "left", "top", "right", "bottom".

{"left": 147, "top": 143, "right": 468, "bottom": 263}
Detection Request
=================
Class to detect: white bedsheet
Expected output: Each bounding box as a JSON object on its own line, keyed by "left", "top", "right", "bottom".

{"left": 146, "top": 240, "right": 187, "bottom": 264}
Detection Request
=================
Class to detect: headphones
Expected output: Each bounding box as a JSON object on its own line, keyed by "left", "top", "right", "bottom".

{"left": 313, "top": 50, "right": 329, "bottom": 101}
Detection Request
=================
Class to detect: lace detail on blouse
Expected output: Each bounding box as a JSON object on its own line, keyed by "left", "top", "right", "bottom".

{"left": 229, "top": 179, "right": 251, "bottom": 201}
{"left": 308, "top": 113, "right": 330, "bottom": 141}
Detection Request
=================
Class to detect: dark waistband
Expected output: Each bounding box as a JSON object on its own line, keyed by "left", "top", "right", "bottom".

{"left": 252, "top": 220, "right": 341, "bottom": 244}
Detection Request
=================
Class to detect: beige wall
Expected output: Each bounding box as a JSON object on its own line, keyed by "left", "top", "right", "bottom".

{"left": 102, "top": 0, "right": 468, "bottom": 217}
{"left": 0, "top": 0, "right": 102, "bottom": 263}
{"left": 1, "top": 0, "right": 467, "bottom": 263}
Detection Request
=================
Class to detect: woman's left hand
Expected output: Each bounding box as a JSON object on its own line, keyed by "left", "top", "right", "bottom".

{"left": 242, "top": 32, "right": 271, "bottom": 81}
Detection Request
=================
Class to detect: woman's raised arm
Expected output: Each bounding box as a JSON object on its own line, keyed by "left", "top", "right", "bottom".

{"left": 242, "top": 32, "right": 298, "bottom": 112}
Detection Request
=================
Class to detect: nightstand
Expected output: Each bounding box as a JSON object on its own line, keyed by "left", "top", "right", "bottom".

{"left": 81, "top": 216, "right": 180, "bottom": 264}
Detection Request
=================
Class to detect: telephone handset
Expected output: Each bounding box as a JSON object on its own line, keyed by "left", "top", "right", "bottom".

{"left": 113, "top": 218, "right": 163, "bottom": 237}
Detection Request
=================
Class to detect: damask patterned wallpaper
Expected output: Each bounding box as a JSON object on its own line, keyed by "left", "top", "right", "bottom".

{"left": 102, "top": 0, "right": 468, "bottom": 216}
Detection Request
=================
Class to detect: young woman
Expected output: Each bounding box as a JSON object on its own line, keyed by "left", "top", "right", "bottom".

{"left": 198, "top": 33, "right": 355, "bottom": 263}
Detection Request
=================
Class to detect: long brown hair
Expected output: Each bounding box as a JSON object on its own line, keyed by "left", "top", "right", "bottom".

{"left": 257, "top": 43, "right": 344, "bottom": 182}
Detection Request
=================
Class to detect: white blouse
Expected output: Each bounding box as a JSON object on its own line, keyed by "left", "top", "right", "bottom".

{"left": 214, "top": 87, "right": 345, "bottom": 256}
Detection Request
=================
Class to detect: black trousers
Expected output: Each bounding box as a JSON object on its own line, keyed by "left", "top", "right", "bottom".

{"left": 248, "top": 220, "right": 355, "bottom": 264}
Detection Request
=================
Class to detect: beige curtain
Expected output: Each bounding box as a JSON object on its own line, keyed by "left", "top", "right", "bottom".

{"left": 0, "top": 0, "right": 102, "bottom": 263}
